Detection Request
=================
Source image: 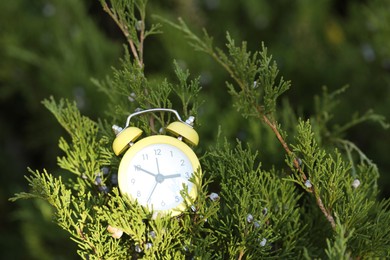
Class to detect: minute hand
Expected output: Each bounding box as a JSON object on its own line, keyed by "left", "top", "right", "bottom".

{"left": 138, "top": 167, "right": 157, "bottom": 177}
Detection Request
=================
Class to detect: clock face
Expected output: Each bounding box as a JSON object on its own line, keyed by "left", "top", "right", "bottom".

{"left": 118, "top": 136, "right": 199, "bottom": 215}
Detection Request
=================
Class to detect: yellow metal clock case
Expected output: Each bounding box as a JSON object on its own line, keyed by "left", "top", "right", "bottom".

{"left": 112, "top": 108, "right": 201, "bottom": 217}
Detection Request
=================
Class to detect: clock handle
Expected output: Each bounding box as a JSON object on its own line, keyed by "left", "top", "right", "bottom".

{"left": 124, "top": 108, "right": 194, "bottom": 128}
{"left": 113, "top": 108, "right": 199, "bottom": 150}
{"left": 125, "top": 108, "right": 199, "bottom": 146}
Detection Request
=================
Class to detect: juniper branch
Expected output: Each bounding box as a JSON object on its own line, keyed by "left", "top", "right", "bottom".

{"left": 238, "top": 250, "right": 245, "bottom": 260}
{"left": 315, "top": 189, "right": 336, "bottom": 229}
{"left": 259, "top": 109, "right": 307, "bottom": 179}
{"left": 230, "top": 54, "right": 337, "bottom": 230}
{"left": 162, "top": 18, "right": 337, "bottom": 229}
{"left": 100, "top": 1, "right": 142, "bottom": 68}
{"left": 156, "top": 17, "right": 246, "bottom": 89}
{"left": 259, "top": 106, "right": 336, "bottom": 230}
{"left": 333, "top": 109, "right": 389, "bottom": 136}
{"left": 333, "top": 138, "right": 377, "bottom": 170}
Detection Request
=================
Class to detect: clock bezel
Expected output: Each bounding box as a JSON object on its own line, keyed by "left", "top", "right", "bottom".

{"left": 117, "top": 135, "right": 201, "bottom": 216}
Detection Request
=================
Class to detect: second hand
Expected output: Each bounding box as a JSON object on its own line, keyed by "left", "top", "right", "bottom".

{"left": 147, "top": 182, "right": 158, "bottom": 204}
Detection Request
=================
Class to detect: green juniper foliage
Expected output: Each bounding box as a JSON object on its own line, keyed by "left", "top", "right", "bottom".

{"left": 202, "top": 141, "right": 304, "bottom": 258}
{"left": 11, "top": 0, "right": 390, "bottom": 259}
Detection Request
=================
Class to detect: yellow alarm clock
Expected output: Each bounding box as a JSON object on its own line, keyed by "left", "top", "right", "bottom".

{"left": 112, "top": 108, "right": 201, "bottom": 217}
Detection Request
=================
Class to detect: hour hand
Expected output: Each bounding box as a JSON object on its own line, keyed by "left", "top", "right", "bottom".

{"left": 163, "top": 173, "right": 182, "bottom": 179}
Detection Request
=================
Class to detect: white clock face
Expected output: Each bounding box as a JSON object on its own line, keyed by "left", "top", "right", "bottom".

{"left": 122, "top": 143, "right": 195, "bottom": 212}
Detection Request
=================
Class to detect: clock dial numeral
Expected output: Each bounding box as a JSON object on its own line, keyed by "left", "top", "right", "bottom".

{"left": 137, "top": 191, "right": 141, "bottom": 197}
{"left": 170, "top": 151, "right": 174, "bottom": 157}
{"left": 180, "top": 159, "right": 185, "bottom": 166}
{"left": 175, "top": 196, "right": 180, "bottom": 202}
{"left": 154, "top": 149, "right": 161, "bottom": 155}
{"left": 134, "top": 165, "right": 141, "bottom": 171}
{"left": 185, "top": 172, "right": 191, "bottom": 179}
{"left": 161, "top": 201, "right": 166, "bottom": 207}
{"left": 131, "top": 178, "right": 136, "bottom": 184}
{"left": 142, "top": 154, "right": 149, "bottom": 160}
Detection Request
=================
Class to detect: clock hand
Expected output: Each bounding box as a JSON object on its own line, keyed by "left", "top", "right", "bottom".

{"left": 147, "top": 182, "right": 158, "bottom": 204}
{"left": 137, "top": 166, "right": 165, "bottom": 183}
{"left": 155, "top": 158, "right": 161, "bottom": 174}
{"left": 155, "top": 158, "right": 181, "bottom": 180}
{"left": 138, "top": 167, "right": 157, "bottom": 177}
{"left": 162, "top": 173, "right": 182, "bottom": 179}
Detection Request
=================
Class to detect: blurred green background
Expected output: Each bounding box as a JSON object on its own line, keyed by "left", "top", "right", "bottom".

{"left": 1, "top": 0, "right": 389, "bottom": 258}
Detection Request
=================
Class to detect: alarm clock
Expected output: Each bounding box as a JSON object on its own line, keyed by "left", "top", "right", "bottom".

{"left": 112, "top": 108, "right": 201, "bottom": 217}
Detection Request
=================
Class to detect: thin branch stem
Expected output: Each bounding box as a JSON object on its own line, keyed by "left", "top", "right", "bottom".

{"left": 237, "top": 250, "right": 245, "bottom": 260}
{"left": 209, "top": 52, "right": 246, "bottom": 91}
{"left": 139, "top": 18, "right": 145, "bottom": 67}
{"left": 258, "top": 110, "right": 336, "bottom": 229}
{"left": 333, "top": 138, "right": 374, "bottom": 166}
{"left": 260, "top": 113, "right": 307, "bottom": 177}
{"left": 314, "top": 190, "right": 336, "bottom": 229}
{"left": 101, "top": 2, "right": 142, "bottom": 68}
{"left": 76, "top": 224, "right": 100, "bottom": 258}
